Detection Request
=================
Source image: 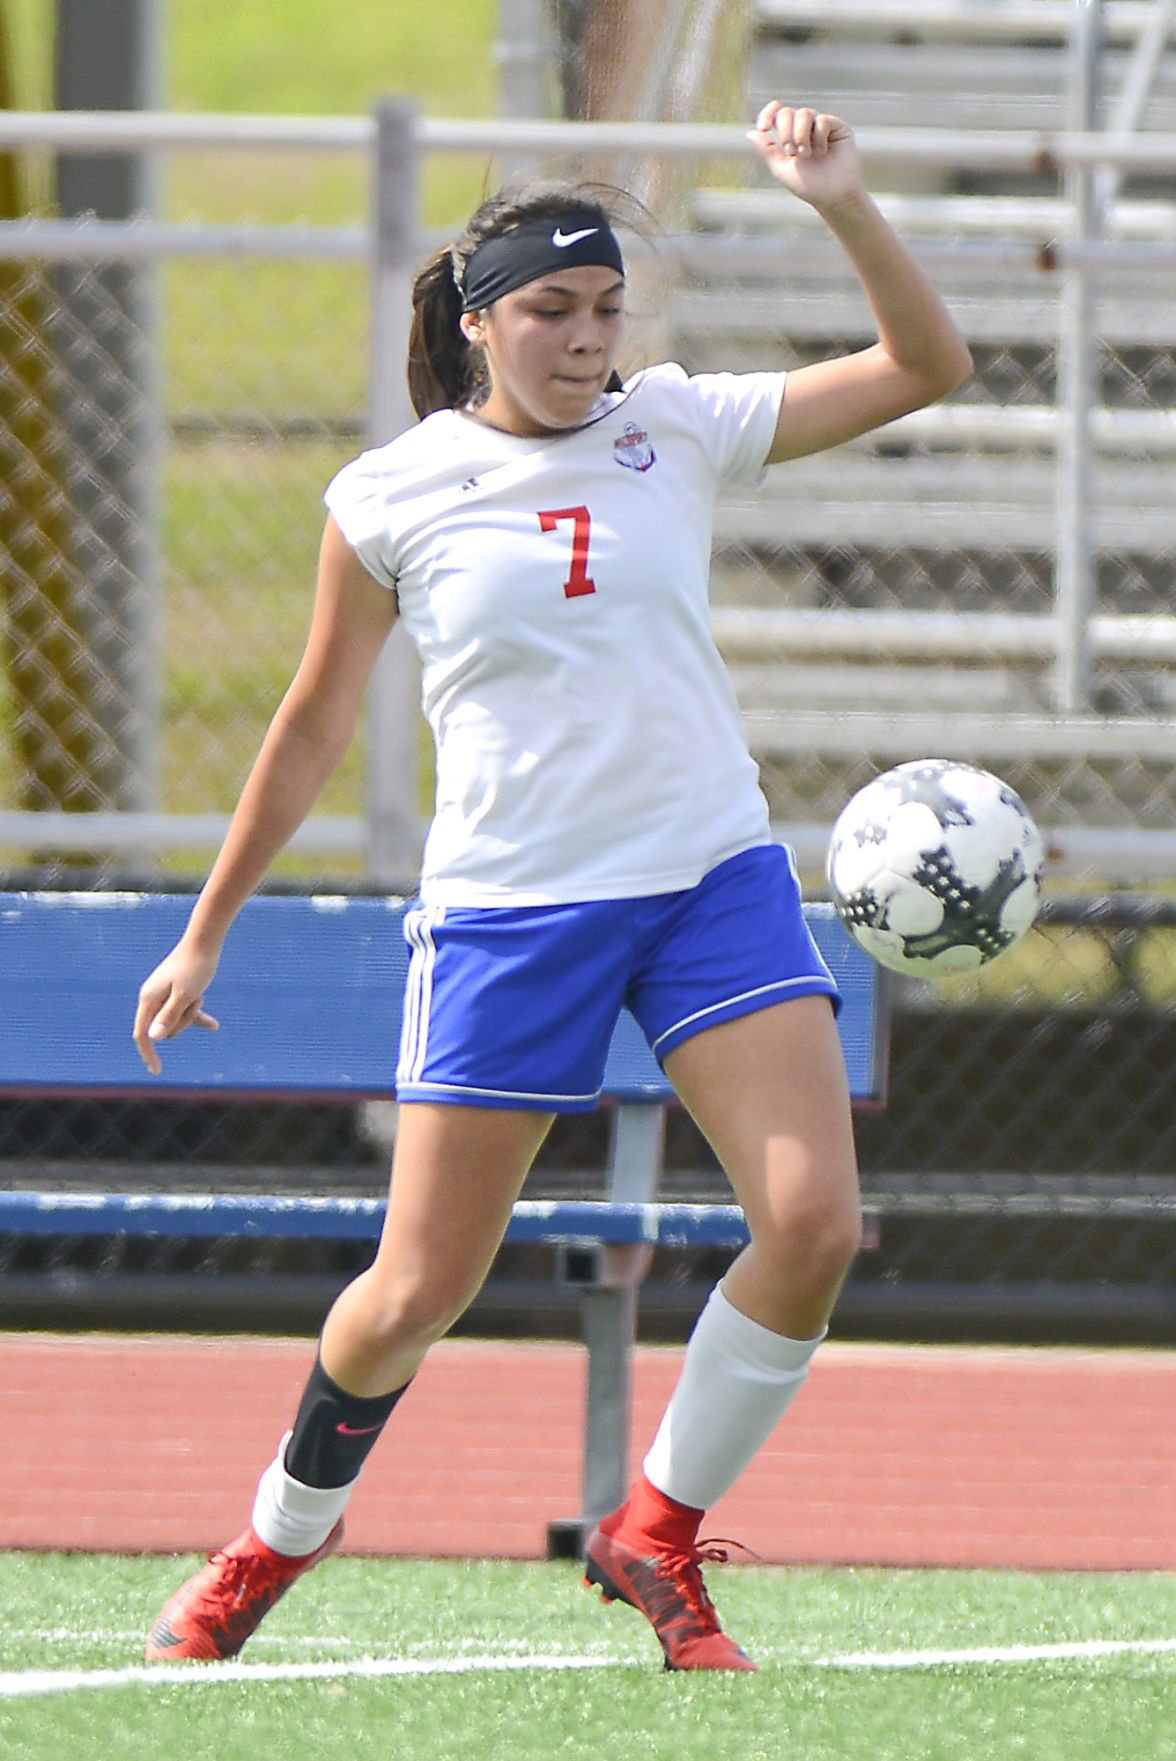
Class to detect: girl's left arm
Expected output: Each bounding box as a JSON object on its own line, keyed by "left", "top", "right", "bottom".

{"left": 748, "top": 102, "right": 974, "bottom": 465}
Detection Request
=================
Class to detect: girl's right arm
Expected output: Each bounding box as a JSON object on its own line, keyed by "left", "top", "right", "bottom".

{"left": 133, "top": 515, "right": 399, "bottom": 1072}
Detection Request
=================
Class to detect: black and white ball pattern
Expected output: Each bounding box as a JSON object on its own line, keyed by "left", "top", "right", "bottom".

{"left": 826, "top": 759, "right": 1045, "bottom": 978}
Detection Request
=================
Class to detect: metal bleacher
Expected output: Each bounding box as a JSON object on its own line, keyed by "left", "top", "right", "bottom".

{"left": 752, "top": 0, "right": 1176, "bottom": 133}
{"left": 671, "top": 0, "right": 1176, "bottom": 836}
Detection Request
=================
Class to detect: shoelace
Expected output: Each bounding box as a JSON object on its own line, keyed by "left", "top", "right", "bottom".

{"left": 203, "top": 1547, "right": 284, "bottom": 1613}
{"left": 694, "top": 1537, "right": 762, "bottom": 1567}
{"left": 650, "top": 1538, "right": 761, "bottom": 1637}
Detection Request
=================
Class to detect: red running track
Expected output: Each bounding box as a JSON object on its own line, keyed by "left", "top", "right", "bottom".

{"left": 3, "top": 1333, "right": 1175, "bottom": 1570}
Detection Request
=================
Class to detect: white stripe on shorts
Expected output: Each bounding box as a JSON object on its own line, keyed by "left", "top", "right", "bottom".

{"left": 399, "top": 904, "right": 445, "bottom": 1084}
{"left": 649, "top": 975, "right": 832, "bottom": 1056}
{"left": 398, "top": 1078, "right": 601, "bottom": 1106}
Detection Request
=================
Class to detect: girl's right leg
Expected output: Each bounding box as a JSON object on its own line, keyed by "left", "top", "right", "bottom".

{"left": 317, "top": 1101, "right": 555, "bottom": 1395}
{"left": 144, "top": 1101, "right": 553, "bottom": 1662}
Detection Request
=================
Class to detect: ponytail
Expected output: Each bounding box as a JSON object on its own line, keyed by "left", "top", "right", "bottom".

{"left": 407, "top": 248, "right": 482, "bottom": 419}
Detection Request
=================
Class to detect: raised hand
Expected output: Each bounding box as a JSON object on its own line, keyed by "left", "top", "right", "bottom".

{"left": 746, "top": 102, "right": 865, "bottom": 211}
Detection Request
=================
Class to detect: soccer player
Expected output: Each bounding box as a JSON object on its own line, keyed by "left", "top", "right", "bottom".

{"left": 134, "top": 103, "right": 971, "bottom": 1671}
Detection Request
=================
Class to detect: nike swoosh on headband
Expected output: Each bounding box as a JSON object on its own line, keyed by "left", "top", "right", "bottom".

{"left": 552, "top": 226, "right": 599, "bottom": 247}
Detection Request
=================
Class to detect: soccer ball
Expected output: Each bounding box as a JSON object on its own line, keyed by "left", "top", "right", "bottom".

{"left": 826, "top": 759, "right": 1045, "bottom": 978}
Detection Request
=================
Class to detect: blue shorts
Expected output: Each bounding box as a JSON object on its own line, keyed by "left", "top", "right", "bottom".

{"left": 395, "top": 844, "right": 840, "bottom": 1112}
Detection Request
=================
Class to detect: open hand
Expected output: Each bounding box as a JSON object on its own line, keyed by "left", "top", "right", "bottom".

{"left": 747, "top": 102, "right": 864, "bottom": 210}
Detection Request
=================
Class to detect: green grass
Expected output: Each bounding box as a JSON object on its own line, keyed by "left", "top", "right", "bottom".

{"left": 2, "top": 1554, "right": 1175, "bottom": 1761}
{"left": 168, "top": 0, "right": 500, "bottom": 118}
{"left": 3, "top": 0, "right": 500, "bottom": 118}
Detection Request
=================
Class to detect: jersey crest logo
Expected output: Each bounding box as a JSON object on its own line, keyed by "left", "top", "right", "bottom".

{"left": 613, "top": 423, "right": 657, "bottom": 473}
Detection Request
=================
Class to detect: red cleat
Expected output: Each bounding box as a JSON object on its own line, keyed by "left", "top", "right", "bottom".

{"left": 583, "top": 1518, "right": 758, "bottom": 1672}
{"left": 144, "top": 1521, "right": 343, "bottom": 1662}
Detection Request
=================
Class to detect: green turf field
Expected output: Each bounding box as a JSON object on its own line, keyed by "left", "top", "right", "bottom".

{"left": 2, "top": 1553, "right": 1174, "bottom": 1761}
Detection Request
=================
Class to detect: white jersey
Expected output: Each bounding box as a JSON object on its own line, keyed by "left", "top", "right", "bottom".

{"left": 325, "top": 362, "right": 784, "bottom": 906}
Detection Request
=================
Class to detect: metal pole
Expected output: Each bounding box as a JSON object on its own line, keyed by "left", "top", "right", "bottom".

{"left": 1095, "top": 0, "right": 1176, "bottom": 216}
{"left": 53, "top": 0, "right": 163, "bottom": 815}
{"left": 578, "top": 1106, "right": 663, "bottom": 1534}
{"left": 1054, "top": 0, "right": 1102, "bottom": 713}
{"left": 364, "top": 100, "right": 425, "bottom": 888}
{"left": 496, "top": 0, "right": 553, "bottom": 181}
{"left": 13, "top": 110, "right": 1176, "bottom": 176}
{"left": 497, "top": 0, "right": 553, "bottom": 116}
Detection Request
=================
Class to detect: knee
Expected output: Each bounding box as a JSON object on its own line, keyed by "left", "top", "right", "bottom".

{"left": 351, "top": 1267, "right": 471, "bottom": 1359}
{"left": 801, "top": 1201, "right": 862, "bottom": 1285}
{"left": 824, "top": 1201, "right": 865, "bottom": 1277}
{"left": 754, "top": 1189, "right": 863, "bottom": 1286}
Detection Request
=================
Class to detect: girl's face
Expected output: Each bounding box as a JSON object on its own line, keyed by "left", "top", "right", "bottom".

{"left": 460, "top": 263, "right": 626, "bottom": 437}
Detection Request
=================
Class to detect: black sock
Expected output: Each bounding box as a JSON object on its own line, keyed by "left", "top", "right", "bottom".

{"left": 285, "top": 1355, "right": 411, "bottom": 1488}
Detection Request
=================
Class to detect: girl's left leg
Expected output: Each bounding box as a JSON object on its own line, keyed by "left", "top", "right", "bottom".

{"left": 643, "top": 993, "right": 859, "bottom": 1503}
{"left": 584, "top": 995, "right": 860, "bottom": 1671}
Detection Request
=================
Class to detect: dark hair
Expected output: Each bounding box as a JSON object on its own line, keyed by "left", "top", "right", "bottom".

{"left": 406, "top": 181, "right": 639, "bottom": 420}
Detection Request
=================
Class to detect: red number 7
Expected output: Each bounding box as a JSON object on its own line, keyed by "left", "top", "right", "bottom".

{"left": 537, "top": 505, "right": 596, "bottom": 598}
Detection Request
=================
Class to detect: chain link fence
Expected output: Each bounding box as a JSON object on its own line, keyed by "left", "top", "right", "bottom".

{"left": 693, "top": 245, "right": 1176, "bottom": 843}
{"left": 0, "top": 241, "right": 368, "bottom": 850}
{"left": 3, "top": 44, "right": 1176, "bottom": 1338}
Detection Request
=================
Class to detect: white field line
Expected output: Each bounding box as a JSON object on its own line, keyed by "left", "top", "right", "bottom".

{"left": 0, "top": 1652, "right": 623, "bottom": 1699}
{"left": 819, "top": 1637, "right": 1176, "bottom": 1670}
{"left": 3, "top": 1635, "right": 1176, "bottom": 1698}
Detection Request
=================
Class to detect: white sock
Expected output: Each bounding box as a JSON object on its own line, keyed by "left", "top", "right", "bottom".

{"left": 642, "top": 1283, "right": 825, "bottom": 1512}
{"left": 250, "top": 1432, "right": 357, "bottom": 1558}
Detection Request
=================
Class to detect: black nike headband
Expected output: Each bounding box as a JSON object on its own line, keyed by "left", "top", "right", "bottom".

{"left": 460, "top": 212, "right": 625, "bottom": 313}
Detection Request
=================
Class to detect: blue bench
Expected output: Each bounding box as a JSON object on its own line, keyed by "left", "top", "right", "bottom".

{"left": 0, "top": 888, "right": 887, "bottom": 1549}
